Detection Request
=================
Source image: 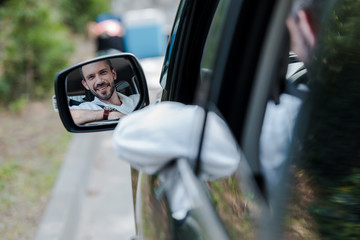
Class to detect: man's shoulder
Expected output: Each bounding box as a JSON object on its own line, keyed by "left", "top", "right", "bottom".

{"left": 118, "top": 93, "right": 140, "bottom": 102}
{"left": 128, "top": 93, "right": 140, "bottom": 101}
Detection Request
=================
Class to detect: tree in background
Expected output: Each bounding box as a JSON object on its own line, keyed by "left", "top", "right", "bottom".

{"left": 0, "top": 0, "right": 73, "bottom": 106}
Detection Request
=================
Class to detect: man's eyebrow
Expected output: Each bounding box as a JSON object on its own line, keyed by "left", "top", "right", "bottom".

{"left": 85, "top": 67, "right": 109, "bottom": 79}
{"left": 99, "top": 67, "right": 109, "bottom": 72}
{"left": 86, "top": 73, "right": 95, "bottom": 79}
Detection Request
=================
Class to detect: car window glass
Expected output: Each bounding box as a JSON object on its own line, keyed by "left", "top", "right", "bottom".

{"left": 255, "top": 0, "right": 360, "bottom": 239}
{"left": 199, "top": 0, "right": 230, "bottom": 83}
{"left": 160, "top": 0, "right": 185, "bottom": 89}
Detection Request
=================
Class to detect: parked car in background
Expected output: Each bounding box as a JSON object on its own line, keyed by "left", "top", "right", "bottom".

{"left": 54, "top": 0, "right": 360, "bottom": 239}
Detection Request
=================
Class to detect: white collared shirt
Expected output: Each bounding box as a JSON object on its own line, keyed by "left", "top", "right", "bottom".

{"left": 70, "top": 92, "right": 140, "bottom": 114}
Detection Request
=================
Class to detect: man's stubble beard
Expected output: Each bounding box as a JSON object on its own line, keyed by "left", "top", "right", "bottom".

{"left": 91, "top": 82, "right": 116, "bottom": 102}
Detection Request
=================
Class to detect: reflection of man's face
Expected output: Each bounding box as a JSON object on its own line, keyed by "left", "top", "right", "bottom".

{"left": 81, "top": 61, "right": 117, "bottom": 101}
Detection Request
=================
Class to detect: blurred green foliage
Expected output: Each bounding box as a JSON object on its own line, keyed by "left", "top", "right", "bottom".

{"left": 300, "top": 0, "right": 360, "bottom": 239}
{"left": 0, "top": 0, "right": 110, "bottom": 107}
{"left": 0, "top": 0, "right": 73, "bottom": 105}
{"left": 58, "top": 0, "right": 110, "bottom": 33}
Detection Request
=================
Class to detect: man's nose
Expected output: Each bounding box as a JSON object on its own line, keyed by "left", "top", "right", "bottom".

{"left": 94, "top": 74, "right": 102, "bottom": 83}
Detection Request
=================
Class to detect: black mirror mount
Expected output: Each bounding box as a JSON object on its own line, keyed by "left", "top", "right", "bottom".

{"left": 54, "top": 53, "right": 149, "bottom": 133}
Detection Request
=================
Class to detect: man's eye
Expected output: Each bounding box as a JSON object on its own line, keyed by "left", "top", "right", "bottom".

{"left": 100, "top": 70, "right": 108, "bottom": 75}
{"left": 87, "top": 76, "right": 94, "bottom": 80}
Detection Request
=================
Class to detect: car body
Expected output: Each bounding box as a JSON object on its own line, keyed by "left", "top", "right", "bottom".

{"left": 54, "top": 0, "right": 360, "bottom": 239}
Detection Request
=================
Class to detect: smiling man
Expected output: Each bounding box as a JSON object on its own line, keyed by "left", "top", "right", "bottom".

{"left": 70, "top": 60, "right": 140, "bottom": 125}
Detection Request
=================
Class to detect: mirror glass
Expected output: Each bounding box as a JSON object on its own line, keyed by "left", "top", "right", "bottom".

{"left": 66, "top": 57, "right": 142, "bottom": 126}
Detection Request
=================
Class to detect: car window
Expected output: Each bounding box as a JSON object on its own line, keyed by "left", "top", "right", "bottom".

{"left": 281, "top": 1, "right": 360, "bottom": 239}
{"left": 160, "top": 0, "right": 185, "bottom": 89}
{"left": 200, "top": 0, "right": 230, "bottom": 75}
{"left": 220, "top": 0, "right": 360, "bottom": 239}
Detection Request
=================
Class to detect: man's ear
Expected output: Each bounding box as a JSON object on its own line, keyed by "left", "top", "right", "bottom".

{"left": 112, "top": 68, "right": 117, "bottom": 80}
{"left": 81, "top": 80, "right": 89, "bottom": 90}
{"left": 297, "top": 10, "right": 316, "bottom": 47}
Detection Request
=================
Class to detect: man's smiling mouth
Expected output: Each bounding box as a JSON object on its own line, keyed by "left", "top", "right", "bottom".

{"left": 95, "top": 83, "right": 110, "bottom": 93}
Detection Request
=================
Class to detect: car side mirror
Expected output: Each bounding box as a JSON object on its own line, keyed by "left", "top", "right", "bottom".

{"left": 54, "top": 53, "right": 149, "bottom": 132}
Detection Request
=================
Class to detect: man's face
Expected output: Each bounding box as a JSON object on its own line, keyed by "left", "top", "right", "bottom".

{"left": 81, "top": 61, "right": 117, "bottom": 101}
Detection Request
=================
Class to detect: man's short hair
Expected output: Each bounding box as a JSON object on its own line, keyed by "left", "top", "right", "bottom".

{"left": 79, "top": 59, "right": 114, "bottom": 81}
